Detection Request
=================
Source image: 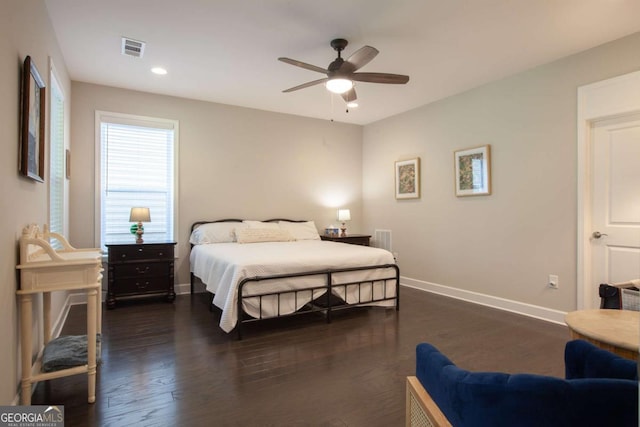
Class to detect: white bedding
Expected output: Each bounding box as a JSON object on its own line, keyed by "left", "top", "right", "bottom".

{"left": 190, "top": 240, "right": 397, "bottom": 332}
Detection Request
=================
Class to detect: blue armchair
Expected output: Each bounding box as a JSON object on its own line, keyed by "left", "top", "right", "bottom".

{"left": 406, "top": 340, "right": 638, "bottom": 427}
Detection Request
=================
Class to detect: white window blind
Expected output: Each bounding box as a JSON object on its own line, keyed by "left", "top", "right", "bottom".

{"left": 49, "top": 69, "right": 65, "bottom": 248}
{"left": 98, "top": 113, "right": 177, "bottom": 249}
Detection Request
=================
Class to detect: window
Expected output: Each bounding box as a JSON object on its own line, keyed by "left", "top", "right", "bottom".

{"left": 96, "top": 112, "right": 178, "bottom": 250}
{"left": 49, "top": 64, "right": 66, "bottom": 248}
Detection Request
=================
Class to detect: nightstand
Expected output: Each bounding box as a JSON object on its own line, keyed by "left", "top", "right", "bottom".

{"left": 320, "top": 234, "right": 371, "bottom": 246}
{"left": 106, "top": 242, "right": 176, "bottom": 309}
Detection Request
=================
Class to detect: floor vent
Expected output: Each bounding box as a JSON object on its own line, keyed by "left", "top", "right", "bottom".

{"left": 373, "top": 229, "right": 392, "bottom": 252}
{"left": 121, "top": 37, "right": 146, "bottom": 58}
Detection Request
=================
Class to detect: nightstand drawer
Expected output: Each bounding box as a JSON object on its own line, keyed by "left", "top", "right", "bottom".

{"left": 109, "top": 244, "right": 174, "bottom": 262}
{"left": 115, "top": 277, "right": 170, "bottom": 295}
{"left": 113, "top": 262, "right": 170, "bottom": 278}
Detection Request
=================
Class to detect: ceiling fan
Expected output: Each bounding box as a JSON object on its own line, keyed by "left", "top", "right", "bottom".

{"left": 278, "top": 38, "right": 410, "bottom": 103}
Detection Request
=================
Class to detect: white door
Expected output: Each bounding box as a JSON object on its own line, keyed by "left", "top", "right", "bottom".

{"left": 589, "top": 114, "right": 640, "bottom": 308}
{"left": 578, "top": 70, "right": 640, "bottom": 309}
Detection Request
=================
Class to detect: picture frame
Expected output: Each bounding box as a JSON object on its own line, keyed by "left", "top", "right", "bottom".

{"left": 395, "top": 157, "right": 420, "bottom": 199}
{"left": 20, "top": 56, "right": 46, "bottom": 182}
{"left": 65, "top": 149, "right": 71, "bottom": 179}
{"left": 454, "top": 145, "right": 491, "bottom": 196}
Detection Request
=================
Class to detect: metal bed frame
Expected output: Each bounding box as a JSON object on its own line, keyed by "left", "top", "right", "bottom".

{"left": 189, "top": 219, "right": 400, "bottom": 339}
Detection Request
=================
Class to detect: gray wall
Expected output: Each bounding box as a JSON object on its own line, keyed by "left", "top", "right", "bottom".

{"left": 1, "top": 0, "right": 71, "bottom": 405}
{"left": 69, "top": 83, "right": 364, "bottom": 287}
{"left": 362, "top": 32, "right": 640, "bottom": 313}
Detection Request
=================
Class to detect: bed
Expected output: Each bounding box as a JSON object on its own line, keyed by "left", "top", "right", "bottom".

{"left": 189, "top": 219, "right": 399, "bottom": 338}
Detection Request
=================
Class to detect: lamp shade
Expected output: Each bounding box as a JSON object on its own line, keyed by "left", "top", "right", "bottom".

{"left": 129, "top": 207, "right": 151, "bottom": 222}
{"left": 337, "top": 209, "right": 351, "bottom": 222}
{"left": 325, "top": 78, "right": 353, "bottom": 94}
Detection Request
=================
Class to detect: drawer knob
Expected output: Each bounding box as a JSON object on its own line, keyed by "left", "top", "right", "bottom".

{"left": 136, "top": 266, "right": 150, "bottom": 274}
{"left": 159, "top": 252, "right": 163, "bottom": 256}
{"left": 138, "top": 248, "right": 143, "bottom": 252}
{"left": 121, "top": 254, "right": 127, "bottom": 258}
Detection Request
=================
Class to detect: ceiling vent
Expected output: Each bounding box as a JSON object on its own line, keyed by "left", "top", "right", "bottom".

{"left": 121, "top": 37, "right": 145, "bottom": 58}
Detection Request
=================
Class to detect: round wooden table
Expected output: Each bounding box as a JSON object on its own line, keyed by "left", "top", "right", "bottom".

{"left": 565, "top": 309, "right": 639, "bottom": 360}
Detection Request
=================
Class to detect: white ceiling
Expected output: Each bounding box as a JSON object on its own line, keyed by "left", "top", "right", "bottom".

{"left": 44, "top": 0, "right": 640, "bottom": 125}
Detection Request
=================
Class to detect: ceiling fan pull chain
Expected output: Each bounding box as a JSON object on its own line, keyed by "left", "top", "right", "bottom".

{"left": 330, "top": 91, "right": 335, "bottom": 121}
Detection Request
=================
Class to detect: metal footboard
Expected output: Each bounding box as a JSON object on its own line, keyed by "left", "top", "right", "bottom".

{"left": 235, "top": 263, "right": 400, "bottom": 339}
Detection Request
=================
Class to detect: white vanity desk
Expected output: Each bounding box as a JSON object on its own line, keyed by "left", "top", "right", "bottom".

{"left": 16, "top": 224, "right": 103, "bottom": 405}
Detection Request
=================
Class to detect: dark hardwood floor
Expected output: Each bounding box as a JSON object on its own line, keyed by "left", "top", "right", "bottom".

{"left": 32, "top": 286, "right": 569, "bottom": 426}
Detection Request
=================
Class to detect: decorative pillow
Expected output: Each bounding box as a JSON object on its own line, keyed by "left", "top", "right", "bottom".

{"left": 189, "top": 222, "right": 248, "bottom": 244}
{"left": 236, "top": 228, "right": 295, "bottom": 244}
{"left": 278, "top": 221, "right": 320, "bottom": 240}
{"left": 243, "top": 220, "right": 280, "bottom": 230}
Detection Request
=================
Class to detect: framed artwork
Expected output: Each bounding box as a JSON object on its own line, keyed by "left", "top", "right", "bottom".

{"left": 454, "top": 145, "right": 491, "bottom": 196}
{"left": 20, "top": 56, "right": 46, "bottom": 182}
{"left": 395, "top": 157, "right": 420, "bottom": 199}
{"left": 65, "top": 149, "right": 71, "bottom": 179}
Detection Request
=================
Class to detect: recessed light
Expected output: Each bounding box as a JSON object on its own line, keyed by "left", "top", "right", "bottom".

{"left": 151, "top": 67, "right": 167, "bottom": 75}
{"left": 347, "top": 102, "right": 358, "bottom": 108}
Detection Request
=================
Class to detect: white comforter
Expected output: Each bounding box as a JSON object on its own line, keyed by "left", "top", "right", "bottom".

{"left": 190, "top": 240, "right": 397, "bottom": 332}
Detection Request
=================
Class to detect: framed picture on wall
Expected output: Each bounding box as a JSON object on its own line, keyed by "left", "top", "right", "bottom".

{"left": 454, "top": 145, "right": 491, "bottom": 196}
{"left": 20, "top": 55, "right": 46, "bottom": 182}
{"left": 20, "top": 56, "right": 46, "bottom": 182}
{"left": 66, "top": 149, "right": 71, "bottom": 179}
{"left": 395, "top": 157, "right": 420, "bottom": 199}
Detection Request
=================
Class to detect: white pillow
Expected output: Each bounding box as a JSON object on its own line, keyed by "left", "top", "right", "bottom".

{"left": 236, "top": 228, "right": 295, "bottom": 244}
{"left": 189, "top": 222, "right": 248, "bottom": 244}
{"left": 243, "top": 220, "right": 280, "bottom": 230}
{"left": 278, "top": 221, "right": 320, "bottom": 240}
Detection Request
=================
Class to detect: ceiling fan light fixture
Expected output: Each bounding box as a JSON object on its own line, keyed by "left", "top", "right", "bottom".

{"left": 325, "top": 78, "right": 353, "bottom": 94}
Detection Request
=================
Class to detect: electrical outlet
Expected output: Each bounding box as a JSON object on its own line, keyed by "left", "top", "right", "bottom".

{"left": 548, "top": 274, "right": 559, "bottom": 289}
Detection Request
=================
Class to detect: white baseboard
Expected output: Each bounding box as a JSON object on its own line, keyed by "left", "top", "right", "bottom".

{"left": 169, "top": 279, "right": 567, "bottom": 329}
{"left": 82, "top": 279, "right": 568, "bottom": 327}
{"left": 401, "top": 276, "right": 567, "bottom": 325}
{"left": 176, "top": 281, "right": 207, "bottom": 294}
{"left": 52, "top": 293, "right": 77, "bottom": 338}
{"left": 175, "top": 282, "right": 192, "bottom": 295}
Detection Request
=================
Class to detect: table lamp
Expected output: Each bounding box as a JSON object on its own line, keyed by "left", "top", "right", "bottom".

{"left": 337, "top": 209, "right": 351, "bottom": 237}
{"left": 129, "top": 207, "right": 151, "bottom": 244}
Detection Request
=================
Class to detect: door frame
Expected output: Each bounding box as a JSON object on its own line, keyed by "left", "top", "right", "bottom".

{"left": 577, "top": 70, "right": 640, "bottom": 309}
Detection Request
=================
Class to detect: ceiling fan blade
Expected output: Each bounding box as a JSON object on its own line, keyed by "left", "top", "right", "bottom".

{"left": 351, "top": 72, "right": 410, "bottom": 84}
{"left": 341, "top": 88, "right": 357, "bottom": 103}
{"left": 282, "top": 78, "right": 328, "bottom": 93}
{"left": 278, "top": 57, "right": 328, "bottom": 74}
{"left": 342, "top": 46, "right": 379, "bottom": 73}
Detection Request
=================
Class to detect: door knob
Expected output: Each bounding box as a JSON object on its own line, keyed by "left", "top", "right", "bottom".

{"left": 592, "top": 231, "right": 608, "bottom": 239}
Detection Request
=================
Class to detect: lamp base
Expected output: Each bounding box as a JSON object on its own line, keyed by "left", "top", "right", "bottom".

{"left": 340, "top": 224, "right": 347, "bottom": 237}
{"left": 135, "top": 223, "right": 144, "bottom": 244}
